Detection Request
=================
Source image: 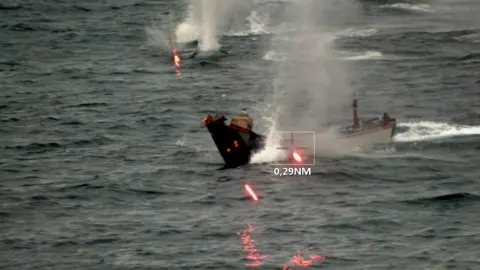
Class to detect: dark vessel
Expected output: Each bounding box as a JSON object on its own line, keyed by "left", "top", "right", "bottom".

{"left": 201, "top": 111, "right": 266, "bottom": 167}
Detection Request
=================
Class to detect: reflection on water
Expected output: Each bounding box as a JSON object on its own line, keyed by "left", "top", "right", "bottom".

{"left": 237, "top": 224, "right": 325, "bottom": 268}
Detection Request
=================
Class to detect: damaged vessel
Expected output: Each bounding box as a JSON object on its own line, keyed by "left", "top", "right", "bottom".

{"left": 202, "top": 100, "right": 396, "bottom": 167}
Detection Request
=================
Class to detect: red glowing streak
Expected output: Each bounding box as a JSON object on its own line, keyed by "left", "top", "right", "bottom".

{"left": 292, "top": 151, "right": 302, "bottom": 162}
{"left": 290, "top": 149, "right": 305, "bottom": 164}
{"left": 244, "top": 184, "right": 258, "bottom": 201}
{"left": 172, "top": 48, "right": 182, "bottom": 78}
{"left": 172, "top": 49, "right": 181, "bottom": 67}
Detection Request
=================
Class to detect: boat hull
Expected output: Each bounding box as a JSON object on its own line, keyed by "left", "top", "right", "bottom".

{"left": 315, "top": 123, "right": 395, "bottom": 155}
{"left": 202, "top": 115, "right": 266, "bottom": 167}
{"left": 275, "top": 120, "right": 396, "bottom": 156}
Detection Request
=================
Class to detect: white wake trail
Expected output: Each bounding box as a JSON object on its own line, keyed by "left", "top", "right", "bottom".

{"left": 393, "top": 121, "right": 480, "bottom": 142}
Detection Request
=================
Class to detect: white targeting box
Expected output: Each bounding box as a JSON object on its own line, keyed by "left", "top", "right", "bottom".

{"left": 270, "top": 131, "right": 315, "bottom": 166}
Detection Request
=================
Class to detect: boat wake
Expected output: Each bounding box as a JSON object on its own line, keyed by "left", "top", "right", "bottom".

{"left": 393, "top": 121, "right": 480, "bottom": 142}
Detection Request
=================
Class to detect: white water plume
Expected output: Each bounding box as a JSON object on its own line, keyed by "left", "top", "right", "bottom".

{"left": 145, "top": 19, "right": 175, "bottom": 52}
{"left": 145, "top": 1, "right": 251, "bottom": 55}
{"left": 174, "top": 0, "right": 252, "bottom": 52}
{"left": 252, "top": 1, "right": 360, "bottom": 163}
{"left": 197, "top": 0, "right": 220, "bottom": 51}
{"left": 145, "top": 9, "right": 188, "bottom": 53}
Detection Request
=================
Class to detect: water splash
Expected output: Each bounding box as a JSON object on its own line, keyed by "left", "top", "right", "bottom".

{"left": 175, "top": 0, "right": 250, "bottom": 52}
{"left": 197, "top": 0, "right": 221, "bottom": 51}
{"left": 145, "top": 23, "right": 171, "bottom": 51}
{"left": 253, "top": 1, "right": 360, "bottom": 162}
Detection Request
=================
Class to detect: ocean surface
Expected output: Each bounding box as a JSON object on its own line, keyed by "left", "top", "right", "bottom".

{"left": 1, "top": 0, "right": 480, "bottom": 269}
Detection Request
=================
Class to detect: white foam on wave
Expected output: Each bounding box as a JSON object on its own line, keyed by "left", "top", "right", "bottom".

{"left": 265, "top": 50, "right": 385, "bottom": 62}
{"left": 380, "top": 3, "right": 434, "bottom": 13}
{"left": 342, "top": 51, "right": 384, "bottom": 61}
{"left": 337, "top": 28, "right": 378, "bottom": 38}
{"left": 454, "top": 33, "right": 480, "bottom": 44}
{"left": 347, "top": 149, "right": 465, "bottom": 163}
{"left": 262, "top": 50, "right": 285, "bottom": 62}
{"left": 393, "top": 121, "right": 480, "bottom": 142}
{"left": 226, "top": 10, "right": 271, "bottom": 37}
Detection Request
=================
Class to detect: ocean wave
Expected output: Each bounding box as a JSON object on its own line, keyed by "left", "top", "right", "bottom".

{"left": 402, "top": 193, "right": 480, "bottom": 204}
{"left": 380, "top": 3, "right": 434, "bottom": 13}
{"left": 336, "top": 28, "right": 378, "bottom": 38}
{"left": 454, "top": 32, "right": 480, "bottom": 43}
{"left": 342, "top": 51, "right": 384, "bottom": 61}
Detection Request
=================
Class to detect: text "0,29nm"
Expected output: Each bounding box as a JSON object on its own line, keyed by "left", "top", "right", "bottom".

{"left": 273, "top": 167, "right": 312, "bottom": 176}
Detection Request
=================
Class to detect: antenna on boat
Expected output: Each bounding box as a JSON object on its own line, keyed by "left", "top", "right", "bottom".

{"left": 352, "top": 92, "right": 360, "bottom": 127}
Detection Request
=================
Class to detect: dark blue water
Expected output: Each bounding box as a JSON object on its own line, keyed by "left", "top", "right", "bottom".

{"left": 1, "top": 0, "right": 480, "bottom": 269}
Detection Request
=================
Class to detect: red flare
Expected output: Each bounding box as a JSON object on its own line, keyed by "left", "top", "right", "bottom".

{"left": 172, "top": 48, "right": 181, "bottom": 67}
{"left": 172, "top": 48, "right": 182, "bottom": 78}
{"left": 244, "top": 184, "right": 258, "bottom": 201}
{"left": 290, "top": 149, "right": 305, "bottom": 164}
{"left": 292, "top": 151, "right": 302, "bottom": 162}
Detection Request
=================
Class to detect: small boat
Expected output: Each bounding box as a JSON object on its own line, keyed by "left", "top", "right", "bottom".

{"left": 201, "top": 111, "right": 266, "bottom": 168}
{"left": 323, "top": 99, "right": 396, "bottom": 151}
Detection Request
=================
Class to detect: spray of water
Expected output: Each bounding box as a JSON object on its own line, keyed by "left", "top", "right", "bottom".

{"left": 198, "top": 0, "right": 221, "bottom": 51}
{"left": 175, "top": 0, "right": 252, "bottom": 52}
{"left": 252, "top": 1, "right": 360, "bottom": 163}
{"left": 145, "top": 8, "right": 186, "bottom": 54}
{"left": 274, "top": 1, "right": 356, "bottom": 129}
{"left": 145, "top": 22, "right": 172, "bottom": 52}
{"left": 145, "top": 0, "right": 253, "bottom": 56}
